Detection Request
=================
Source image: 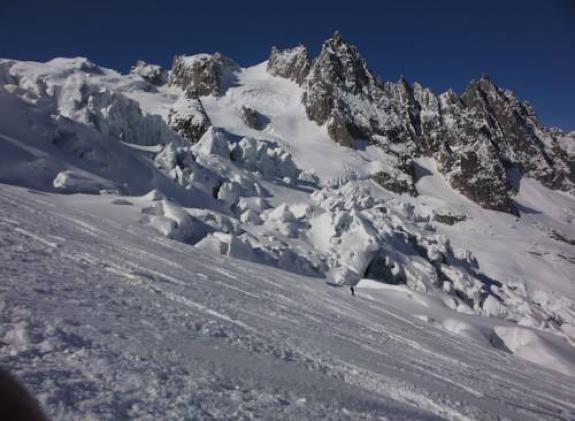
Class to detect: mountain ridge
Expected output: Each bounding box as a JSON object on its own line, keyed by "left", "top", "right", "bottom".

{"left": 266, "top": 32, "right": 574, "bottom": 214}
{"left": 145, "top": 31, "right": 575, "bottom": 214}
{"left": 1, "top": 34, "right": 575, "bottom": 384}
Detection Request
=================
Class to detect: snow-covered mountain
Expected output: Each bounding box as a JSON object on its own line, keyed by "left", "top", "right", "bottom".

{"left": 1, "top": 33, "right": 575, "bottom": 419}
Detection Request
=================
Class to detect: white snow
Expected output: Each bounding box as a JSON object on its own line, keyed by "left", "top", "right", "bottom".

{"left": 201, "top": 62, "right": 394, "bottom": 183}
{"left": 1, "top": 184, "right": 575, "bottom": 420}
{"left": 1, "top": 54, "right": 575, "bottom": 419}
{"left": 52, "top": 169, "right": 117, "bottom": 194}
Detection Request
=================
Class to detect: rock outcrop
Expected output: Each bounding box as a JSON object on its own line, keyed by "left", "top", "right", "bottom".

{"left": 169, "top": 53, "right": 239, "bottom": 97}
{"left": 168, "top": 96, "right": 211, "bottom": 144}
{"left": 130, "top": 61, "right": 168, "bottom": 86}
{"left": 302, "top": 31, "right": 389, "bottom": 145}
{"left": 267, "top": 46, "right": 310, "bottom": 85}
{"left": 241, "top": 106, "right": 266, "bottom": 130}
{"left": 268, "top": 32, "right": 574, "bottom": 213}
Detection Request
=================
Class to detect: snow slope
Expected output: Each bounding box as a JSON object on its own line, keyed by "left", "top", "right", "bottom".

{"left": 202, "top": 62, "right": 393, "bottom": 183}
{"left": 413, "top": 157, "right": 575, "bottom": 302}
{"left": 1, "top": 184, "right": 575, "bottom": 420}
{"left": 1, "top": 55, "right": 575, "bottom": 419}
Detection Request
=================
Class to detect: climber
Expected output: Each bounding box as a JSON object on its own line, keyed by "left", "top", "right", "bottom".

{"left": 350, "top": 286, "right": 355, "bottom": 296}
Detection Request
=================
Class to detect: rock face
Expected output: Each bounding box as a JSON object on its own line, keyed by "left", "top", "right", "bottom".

{"left": 268, "top": 32, "right": 574, "bottom": 213}
{"left": 168, "top": 96, "right": 211, "bottom": 144}
{"left": 0, "top": 60, "right": 16, "bottom": 86}
{"left": 459, "top": 77, "right": 571, "bottom": 189}
{"left": 130, "top": 61, "right": 168, "bottom": 86}
{"left": 169, "top": 53, "right": 239, "bottom": 97}
{"left": 241, "top": 106, "right": 259, "bottom": 129}
{"left": 302, "top": 32, "right": 384, "bottom": 144}
{"left": 371, "top": 168, "right": 416, "bottom": 196}
{"left": 241, "top": 106, "right": 268, "bottom": 130}
{"left": 267, "top": 46, "right": 310, "bottom": 85}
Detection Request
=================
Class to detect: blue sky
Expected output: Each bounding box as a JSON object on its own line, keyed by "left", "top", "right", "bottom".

{"left": 1, "top": 0, "right": 573, "bottom": 130}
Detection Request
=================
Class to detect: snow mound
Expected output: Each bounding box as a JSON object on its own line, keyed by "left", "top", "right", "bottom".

{"left": 53, "top": 170, "right": 117, "bottom": 194}
{"left": 494, "top": 326, "right": 575, "bottom": 376}
{"left": 4, "top": 58, "right": 179, "bottom": 146}
{"left": 193, "top": 127, "right": 232, "bottom": 158}
{"left": 141, "top": 199, "right": 209, "bottom": 243}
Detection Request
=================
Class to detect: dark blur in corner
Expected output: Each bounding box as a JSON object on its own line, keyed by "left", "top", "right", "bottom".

{"left": 0, "top": 368, "right": 49, "bottom": 421}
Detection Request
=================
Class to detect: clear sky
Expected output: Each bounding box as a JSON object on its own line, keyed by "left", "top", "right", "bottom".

{"left": 1, "top": 0, "right": 573, "bottom": 130}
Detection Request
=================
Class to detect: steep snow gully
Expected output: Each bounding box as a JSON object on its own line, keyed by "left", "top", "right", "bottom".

{"left": 1, "top": 33, "right": 575, "bottom": 420}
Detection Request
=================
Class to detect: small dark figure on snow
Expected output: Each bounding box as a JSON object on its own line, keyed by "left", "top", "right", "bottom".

{"left": 350, "top": 286, "right": 355, "bottom": 296}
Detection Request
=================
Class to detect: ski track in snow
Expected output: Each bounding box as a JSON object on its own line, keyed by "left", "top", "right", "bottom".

{"left": 1, "top": 184, "right": 575, "bottom": 420}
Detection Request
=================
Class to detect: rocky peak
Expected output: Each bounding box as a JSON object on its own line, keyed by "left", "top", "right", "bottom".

{"left": 460, "top": 76, "right": 570, "bottom": 187}
{"left": 437, "top": 88, "right": 456, "bottom": 105}
{"left": 394, "top": 76, "right": 423, "bottom": 139}
{"left": 413, "top": 83, "right": 440, "bottom": 120}
{"left": 461, "top": 75, "right": 502, "bottom": 110}
{"left": 162, "top": 34, "right": 573, "bottom": 215}
{"left": 298, "top": 34, "right": 574, "bottom": 212}
{"left": 130, "top": 60, "right": 168, "bottom": 86}
{"left": 302, "top": 32, "right": 389, "bottom": 146}
{"left": 520, "top": 100, "right": 542, "bottom": 125}
{"left": 169, "top": 53, "right": 239, "bottom": 98}
{"left": 267, "top": 45, "right": 310, "bottom": 85}
{"left": 311, "top": 31, "right": 375, "bottom": 98}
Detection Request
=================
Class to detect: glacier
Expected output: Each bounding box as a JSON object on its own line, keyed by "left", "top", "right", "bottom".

{"left": 0, "top": 34, "right": 575, "bottom": 419}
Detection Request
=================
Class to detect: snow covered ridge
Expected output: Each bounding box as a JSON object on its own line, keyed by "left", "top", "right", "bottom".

{"left": 270, "top": 31, "right": 575, "bottom": 214}
{"left": 0, "top": 32, "right": 575, "bottom": 387}
{"left": 1, "top": 57, "right": 181, "bottom": 147}
{"left": 1, "top": 33, "right": 573, "bottom": 213}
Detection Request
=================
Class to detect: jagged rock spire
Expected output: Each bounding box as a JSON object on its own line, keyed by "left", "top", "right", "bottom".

{"left": 267, "top": 45, "right": 310, "bottom": 85}
{"left": 270, "top": 32, "right": 573, "bottom": 212}
{"left": 303, "top": 31, "right": 377, "bottom": 125}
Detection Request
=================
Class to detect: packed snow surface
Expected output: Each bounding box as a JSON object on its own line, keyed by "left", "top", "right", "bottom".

{"left": 1, "top": 185, "right": 575, "bottom": 420}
